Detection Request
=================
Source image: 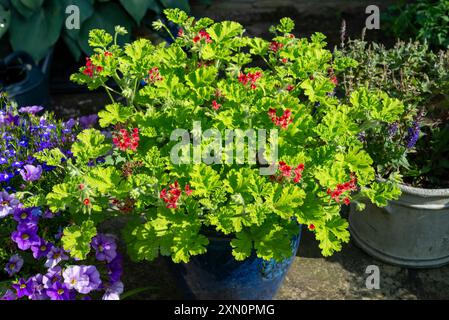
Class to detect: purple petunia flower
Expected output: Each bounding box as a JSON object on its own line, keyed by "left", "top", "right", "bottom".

{"left": 43, "top": 266, "right": 62, "bottom": 289}
{"left": 20, "top": 164, "right": 43, "bottom": 182}
{"left": 1, "top": 290, "right": 17, "bottom": 300}
{"left": 46, "top": 281, "right": 73, "bottom": 301}
{"left": 4, "top": 254, "right": 24, "bottom": 276}
{"left": 29, "top": 274, "right": 48, "bottom": 300}
{"left": 45, "top": 247, "right": 69, "bottom": 268}
{"left": 63, "top": 265, "right": 101, "bottom": 294}
{"left": 0, "top": 191, "right": 20, "bottom": 218}
{"left": 107, "top": 253, "right": 123, "bottom": 283}
{"left": 91, "top": 234, "right": 117, "bottom": 263}
{"left": 11, "top": 223, "right": 40, "bottom": 250}
{"left": 102, "top": 281, "right": 124, "bottom": 300}
{"left": 18, "top": 106, "right": 44, "bottom": 115}
{"left": 79, "top": 114, "right": 98, "bottom": 129}
{"left": 31, "top": 238, "right": 53, "bottom": 259}
{"left": 12, "top": 278, "right": 34, "bottom": 298}
{"left": 13, "top": 207, "right": 39, "bottom": 225}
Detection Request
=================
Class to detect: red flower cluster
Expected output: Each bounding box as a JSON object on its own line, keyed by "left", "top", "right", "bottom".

{"left": 83, "top": 57, "right": 103, "bottom": 78}
{"left": 238, "top": 71, "right": 262, "bottom": 89}
{"left": 193, "top": 30, "right": 212, "bottom": 43}
{"left": 308, "top": 224, "right": 315, "bottom": 231}
{"left": 268, "top": 108, "right": 293, "bottom": 129}
{"left": 212, "top": 100, "right": 222, "bottom": 110}
{"left": 105, "top": 51, "right": 113, "bottom": 57}
{"left": 286, "top": 84, "right": 294, "bottom": 91}
{"left": 327, "top": 174, "right": 357, "bottom": 205}
{"left": 281, "top": 58, "right": 289, "bottom": 64}
{"left": 147, "top": 67, "right": 163, "bottom": 83}
{"left": 270, "top": 41, "right": 284, "bottom": 52}
{"left": 330, "top": 75, "right": 338, "bottom": 86}
{"left": 113, "top": 128, "right": 140, "bottom": 152}
{"left": 271, "top": 161, "right": 305, "bottom": 184}
{"left": 177, "top": 28, "right": 184, "bottom": 37}
{"left": 160, "top": 181, "right": 193, "bottom": 209}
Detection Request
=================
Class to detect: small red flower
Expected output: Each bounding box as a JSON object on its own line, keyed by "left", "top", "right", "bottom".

{"left": 105, "top": 51, "right": 113, "bottom": 57}
{"left": 147, "top": 67, "right": 163, "bottom": 83}
{"left": 193, "top": 30, "right": 212, "bottom": 43}
{"left": 268, "top": 108, "right": 293, "bottom": 129}
{"left": 238, "top": 71, "right": 262, "bottom": 89}
{"left": 282, "top": 58, "right": 288, "bottom": 64}
{"left": 177, "top": 28, "right": 184, "bottom": 37}
{"left": 160, "top": 181, "right": 192, "bottom": 209}
{"left": 79, "top": 184, "right": 85, "bottom": 190}
{"left": 185, "top": 184, "right": 193, "bottom": 196}
{"left": 330, "top": 75, "right": 338, "bottom": 85}
{"left": 212, "top": 100, "right": 222, "bottom": 110}
{"left": 83, "top": 198, "right": 90, "bottom": 206}
{"left": 286, "top": 84, "right": 294, "bottom": 91}
{"left": 308, "top": 224, "right": 315, "bottom": 231}
{"left": 328, "top": 174, "right": 357, "bottom": 203}
{"left": 113, "top": 128, "right": 140, "bottom": 152}
{"left": 270, "top": 41, "right": 284, "bottom": 52}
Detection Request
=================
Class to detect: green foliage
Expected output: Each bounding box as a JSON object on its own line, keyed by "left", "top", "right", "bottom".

{"left": 62, "top": 220, "right": 97, "bottom": 260}
{"left": 385, "top": 0, "right": 449, "bottom": 49}
{"left": 71, "top": 129, "right": 110, "bottom": 163}
{"left": 70, "top": 11, "right": 403, "bottom": 263}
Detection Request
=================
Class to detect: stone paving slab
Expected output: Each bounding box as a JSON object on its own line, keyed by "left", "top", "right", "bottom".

{"left": 276, "top": 226, "right": 449, "bottom": 300}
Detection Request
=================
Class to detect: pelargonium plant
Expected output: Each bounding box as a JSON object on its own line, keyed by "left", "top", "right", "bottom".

{"left": 0, "top": 93, "right": 124, "bottom": 300}
{"left": 54, "top": 9, "right": 403, "bottom": 263}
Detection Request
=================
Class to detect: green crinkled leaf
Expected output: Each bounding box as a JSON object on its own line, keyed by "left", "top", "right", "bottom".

{"left": 171, "top": 230, "right": 209, "bottom": 263}
{"left": 34, "top": 148, "right": 67, "bottom": 167}
{"left": 71, "top": 129, "right": 110, "bottom": 163}
{"left": 206, "top": 21, "right": 243, "bottom": 42}
{"left": 315, "top": 216, "right": 350, "bottom": 257}
{"left": 46, "top": 183, "right": 75, "bottom": 213}
{"left": 190, "top": 164, "right": 222, "bottom": 197}
{"left": 361, "top": 181, "right": 402, "bottom": 207}
{"left": 231, "top": 231, "right": 253, "bottom": 261}
{"left": 62, "top": 220, "right": 97, "bottom": 260}
{"left": 98, "top": 103, "right": 133, "bottom": 127}
{"left": 85, "top": 166, "right": 127, "bottom": 195}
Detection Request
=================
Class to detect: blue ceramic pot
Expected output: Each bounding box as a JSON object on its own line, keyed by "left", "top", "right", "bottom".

{"left": 172, "top": 226, "right": 302, "bottom": 300}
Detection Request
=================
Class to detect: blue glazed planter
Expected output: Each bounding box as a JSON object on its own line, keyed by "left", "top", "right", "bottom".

{"left": 171, "top": 226, "right": 302, "bottom": 300}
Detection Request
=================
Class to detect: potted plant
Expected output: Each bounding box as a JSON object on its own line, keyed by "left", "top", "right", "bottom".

{"left": 0, "top": 92, "right": 125, "bottom": 300}
{"left": 335, "top": 38, "right": 449, "bottom": 268}
{"left": 37, "top": 9, "right": 401, "bottom": 299}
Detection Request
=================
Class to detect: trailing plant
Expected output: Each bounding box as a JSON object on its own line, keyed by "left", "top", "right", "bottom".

{"left": 0, "top": 93, "right": 124, "bottom": 300}
{"left": 57, "top": 10, "right": 403, "bottom": 264}
{"left": 335, "top": 38, "right": 449, "bottom": 187}
{"left": 0, "top": 0, "right": 192, "bottom": 62}
{"left": 385, "top": 0, "right": 449, "bottom": 49}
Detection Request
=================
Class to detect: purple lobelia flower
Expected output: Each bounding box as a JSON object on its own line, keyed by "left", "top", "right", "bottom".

{"left": 405, "top": 121, "right": 420, "bottom": 149}
{"left": 79, "top": 114, "right": 98, "bottom": 129}
{"left": 11, "top": 223, "right": 40, "bottom": 250}
{"left": 18, "top": 106, "right": 44, "bottom": 115}
{"left": 20, "top": 164, "right": 43, "bottom": 182}
{"left": 63, "top": 265, "right": 101, "bottom": 294}
{"left": 43, "top": 266, "right": 62, "bottom": 289}
{"left": 46, "top": 281, "right": 73, "bottom": 300}
{"left": 45, "top": 247, "right": 69, "bottom": 268}
{"left": 12, "top": 278, "right": 34, "bottom": 298}
{"left": 4, "top": 254, "right": 24, "bottom": 276}
{"left": 0, "top": 191, "right": 20, "bottom": 218}
{"left": 91, "top": 234, "right": 117, "bottom": 263}
{"left": 1, "top": 290, "right": 17, "bottom": 300}
{"left": 31, "top": 238, "right": 53, "bottom": 259}
{"left": 102, "top": 281, "right": 124, "bottom": 300}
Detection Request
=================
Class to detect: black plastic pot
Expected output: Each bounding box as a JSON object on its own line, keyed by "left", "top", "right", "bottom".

{"left": 0, "top": 50, "right": 52, "bottom": 107}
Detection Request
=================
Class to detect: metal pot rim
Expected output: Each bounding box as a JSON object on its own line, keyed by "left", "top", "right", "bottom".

{"left": 377, "top": 177, "right": 449, "bottom": 197}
